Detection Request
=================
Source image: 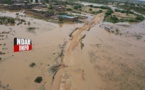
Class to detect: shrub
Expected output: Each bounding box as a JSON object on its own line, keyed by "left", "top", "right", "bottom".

{"left": 105, "top": 9, "right": 113, "bottom": 16}
{"left": 3, "top": 0, "right": 12, "bottom": 4}
{"left": 92, "top": 10, "right": 103, "bottom": 14}
{"left": 110, "top": 15, "right": 119, "bottom": 23}
{"left": 127, "top": 10, "right": 134, "bottom": 14}
{"left": 35, "top": 0, "right": 38, "bottom": 3}
{"left": 100, "top": 6, "right": 110, "bottom": 9}
{"left": 99, "top": 10, "right": 103, "bottom": 13}
{"left": 74, "top": 5, "right": 82, "bottom": 10}
{"left": 0, "top": 17, "right": 15, "bottom": 25}
{"left": 119, "top": 5, "right": 145, "bottom": 15}
{"left": 89, "top": 5, "right": 94, "bottom": 8}
{"left": 106, "top": 15, "right": 119, "bottom": 23}
{"left": 27, "top": 27, "right": 36, "bottom": 33}
{"left": 66, "top": 8, "right": 72, "bottom": 11}
{"left": 34, "top": 77, "right": 43, "bottom": 83}
{"left": 45, "top": 0, "right": 49, "bottom": 3}
{"left": 89, "top": 8, "right": 92, "bottom": 11}
{"left": 30, "top": 63, "right": 36, "bottom": 67}
{"left": 115, "top": 9, "right": 121, "bottom": 12}
{"left": 128, "top": 18, "right": 137, "bottom": 22}
{"left": 135, "top": 15, "right": 145, "bottom": 21}
{"left": 8, "top": 18, "right": 15, "bottom": 24}
{"left": 121, "top": 10, "right": 126, "bottom": 13}
{"left": 27, "top": 27, "right": 36, "bottom": 31}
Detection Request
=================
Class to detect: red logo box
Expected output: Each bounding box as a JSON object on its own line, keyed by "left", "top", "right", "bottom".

{"left": 14, "top": 38, "right": 32, "bottom": 52}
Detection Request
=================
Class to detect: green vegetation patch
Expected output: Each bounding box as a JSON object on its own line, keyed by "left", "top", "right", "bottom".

{"left": 27, "top": 27, "right": 36, "bottom": 33}
{"left": 91, "top": 10, "right": 103, "bottom": 14}
{"left": 105, "top": 9, "right": 113, "bottom": 16}
{"left": 105, "top": 14, "right": 144, "bottom": 23}
{"left": 34, "top": 77, "right": 43, "bottom": 83}
{"left": 74, "top": 5, "right": 82, "bottom": 10}
{"left": 2, "top": 0, "right": 12, "bottom": 4}
{"left": 119, "top": 5, "right": 145, "bottom": 15}
{"left": 135, "top": 15, "right": 145, "bottom": 21}
{"left": 30, "top": 63, "right": 36, "bottom": 67}
{"left": 104, "top": 7, "right": 144, "bottom": 23}
{"left": 105, "top": 15, "right": 119, "bottom": 23}
{"left": 0, "top": 16, "right": 15, "bottom": 25}
{"left": 115, "top": 9, "right": 134, "bottom": 15}
{"left": 91, "top": 5, "right": 111, "bottom": 10}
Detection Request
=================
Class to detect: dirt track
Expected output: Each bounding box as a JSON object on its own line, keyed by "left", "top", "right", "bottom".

{"left": 51, "top": 13, "right": 105, "bottom": 90}
{"left": 67, "top": 13, "right": 104, "bottom": 53}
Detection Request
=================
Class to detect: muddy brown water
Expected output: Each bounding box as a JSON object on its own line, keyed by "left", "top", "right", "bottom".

{"left": 0, "top": 11, "right": 145, "bottom": 90}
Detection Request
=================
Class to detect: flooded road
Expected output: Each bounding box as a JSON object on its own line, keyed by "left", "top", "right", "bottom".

{"left": 0, "top": 11, "right": 145, "bottom": 90}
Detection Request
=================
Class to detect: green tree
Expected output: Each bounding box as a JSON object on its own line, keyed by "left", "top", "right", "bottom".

{"left": 105, "top": 9, "right": 113, "bottom": 16}
{"left": 135, "top": 15, "right": 145, "bottom": 21}
{"left": 89, "top": 5, "right": 94, "bottom": 8}
{"left": 45, "top": 0, "right": 49, "bottom": 3}
{"left": 34, "top": 77, "right": 42, "bottom": 83}
{"left": 67, "top": 8, "right": 72, "bottom": 11}
{"left": 74, "top": 6, "right": 78, "bottom": 10}
{"left": 3, "top": 0, "right": 12, "bottom": 4}
{"left": 36, "top": 0, "right": 38, "bottom": 3}
{"left": 107, "top": 15, "right": 119, "bottom": 23}
{"left": 110, "top": 15, "right": 119, "bottom": 23}
{"left": 8, "top": 18, "right": 15, "bottom": 24}
{"left": 74, "top": 5, "right": 82, "bottom": 10}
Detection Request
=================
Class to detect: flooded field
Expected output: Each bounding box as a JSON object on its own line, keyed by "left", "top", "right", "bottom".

{"left": 0, "top": 10, "right": 145, "bottom": 90}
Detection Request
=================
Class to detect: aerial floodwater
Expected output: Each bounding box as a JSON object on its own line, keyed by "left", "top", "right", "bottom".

{"left": 0, "top": 0, "right": 145, "bottom": 90}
